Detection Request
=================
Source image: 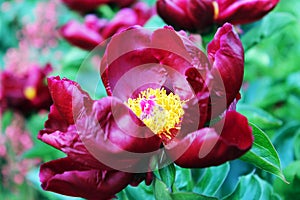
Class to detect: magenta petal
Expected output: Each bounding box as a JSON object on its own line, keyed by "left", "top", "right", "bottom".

{"left": 60, "top": 21, "right": 103, "bottom": 50}
{"left": 166, "top": 111, "right": 253, "bottom": 168}
{"left": 40, "top": 157, "right": 133, "bottom": 200}
{"left": 207, "top": 23, "right": 244, "bottom": 114}
{"left": 216, "top": 0, "right": 280, "bottom": 25}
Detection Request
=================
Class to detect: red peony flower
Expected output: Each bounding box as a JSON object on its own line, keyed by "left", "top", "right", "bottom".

{"left": 0, "top": 64, "right": 52, "bottom": 115}
{"left": 60, "top": 2, "right": 154, "bottom": 50}
{"left": 157, "top": 0, "right": 280, "bottom": 32}
{"left": 38, "top": 76, "right": 155, "bottom": 199}
{"left": 62, "top": 0, "right": 136, "bottom": 13}
{"left": 39, "top": 23, "right": 253, "bottom": 198}
{"left": 99, "top": 23, "right": 253, "bottom": 168}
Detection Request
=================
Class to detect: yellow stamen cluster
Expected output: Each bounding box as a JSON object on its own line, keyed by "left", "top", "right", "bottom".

{"left": 127, "top": 88, "right": 184, "bottom": 139}
{"left": 24, "top": 86, "right": 37, "bottom": 100}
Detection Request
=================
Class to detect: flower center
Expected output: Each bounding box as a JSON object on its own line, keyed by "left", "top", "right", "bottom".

{"left": 127, "top": 88, "right": 185, "bottom": 140}
{"left": 24, "top": 86, "right": 36, "bottom": 100}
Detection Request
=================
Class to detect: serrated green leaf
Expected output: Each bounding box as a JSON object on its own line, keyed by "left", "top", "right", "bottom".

{"left": 273, "top": 161, "right": 300, "bottom": 199}
{"left": 237, "top": 104, "right": 282, "bottom": 129}
{"left": 159, "top": 163, "right": 176, "bottom": 189}
{"left": 153, "top": 178, "right": 172, "bottom": 200}
{"left": 240, "top": 123, "right": 286, "bottom": 182}
{"left": 171, "top": 192, "right": 217, "bottom": 200}
{"left": 193, "top": 162, "right": 230, "bottom": 196}
{"left": 242, "top": 12, "right": 296, "bottom": 51}
{"left": 224, "top": 173, "right": 281, "bottom": 200}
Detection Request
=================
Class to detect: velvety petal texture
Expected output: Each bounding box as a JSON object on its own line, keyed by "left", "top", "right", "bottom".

{"left": 166, "top": 111, "right": 253, "bottom": 168}
{"left": 39, "top": 76, "right": 161, "bottom": 169}
{"left": 40, "top": 157, "right": 134, "bottom": 200}
{"left": 207, "top": 23, "right": 244, "bottom": 117}
{"left": 0, "top": 64, "right": 52, "bottom": 115}
{"left": 156, "top": 0, "right": 279, "bottom": 32}
{"left": 157, "top": 0, "right": 214, "bottom": 32}
{"left": 216, "top": 0, "right": 280, "bottom": 25}
{"left": 39, "top": 76, "right": 159, "bottom": 198}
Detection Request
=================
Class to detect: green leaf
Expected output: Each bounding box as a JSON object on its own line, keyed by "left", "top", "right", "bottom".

{"left": 159, "top": 163, "right": 176, "bottom": 189}
{"left": 273, "top": 161, "right": 300, "bottom": 199}
{"left": 1, "top": 110, "right": 13, "bottom": 132}
{"left": 22, "top": 142, "right": 65, "bottom": 161}
{"left": 240, "top": 123, "right": 286, "bottom": 182}
{"left": 144, "top": 15, "right": 167, "bottom": 29}
{"left": 224, "top": 173, "right": 281, "bottom": 200}
{"left": 153, "top": 178, "right": 172, "bottom": 200}
{"left": 124, "top": 183, "right": 154, "bottom": 200}
{"left": 174, "top": 166, "right": 193, "bottom": 191}
{"left": 97, "top": 4, "right": 115, "bottom": 19}
{"left": 272, "top": 122, "right": 300, "bottom": 168}
{"left": 193, "top": 162, "right": 230, "bottom": 196}
{"left": 143, "top": 0, "right": 157, "bottom": 6}
{"left": 242, "top": 12, "right": 296, "bottom": 51}
{"left": 171, "top": 192, "right": 217, "bottom": 200}
{"left": 237, "top": 104, "right": 282, "bottom": 129}
{"left": 293, "top": 130, "right": 300, "bottom": 160}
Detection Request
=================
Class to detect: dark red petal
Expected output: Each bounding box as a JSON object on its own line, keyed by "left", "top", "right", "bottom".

{"left": 60, "top": 21, "right": 103, "bottom": 50}
{"left": 166, "top": 111, "right": 253, "bottom": 168}
{"left": 40, "top": 157, "right": 133, "bottom": 200}
{"left": 216, "top": 0, "right": 280, "bottom": 25}
{"left": 100, "top": 27, "right": 160, "bottom": 98}
{"left": 187, "top": 0, "right": 215, "bottom": 32}
{"left": 44, "top": 77, "right": 162, "bottom": 171}
{"left": 113, "top": 0, "right": 137, "bottom": 8}
{"left": 47, "top": 76, "right": 92, "bottom": 125}
{"left": 207, "top": 23, "right": 244, "bottom": 117}
{"left": 101, "top": 26, "right": 209, "bottom": 102}
{"left": 156, "top": 0, "right": 197, "bottom": 31}
{"left": 62, "top": 0, "right": 111, "bottom": 12}
{"left": 0, "top": 64, "right": 52, "bottom": 115}
{"left": 76, "top": 96, "right": 162, "bottom": 171}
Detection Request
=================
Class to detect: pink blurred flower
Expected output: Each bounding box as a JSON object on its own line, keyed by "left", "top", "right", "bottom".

{"left": 61, "top": 0, "right": 137, "bottom": 13}
{"left": 0, "top": 64, "right": 53, "bottom": 116}
{"left": 0, "top": 113, "right": 39, "bottom": 187}
{"left": 60, "top": 2, "right": 154, "bottom": 50}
